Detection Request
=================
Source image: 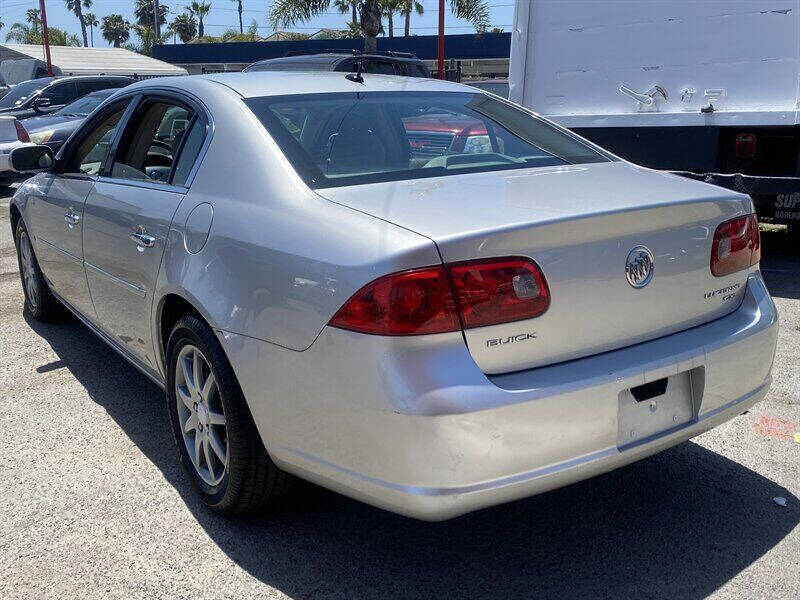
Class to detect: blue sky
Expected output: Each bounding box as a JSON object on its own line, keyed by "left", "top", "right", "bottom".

{"left": 0, "top": 0, "right": 516, "bottom": 46}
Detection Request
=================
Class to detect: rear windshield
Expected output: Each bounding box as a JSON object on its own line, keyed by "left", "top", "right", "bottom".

{"left": 55, "top": 91, "right": 112, "bottom": 117}
{"left": 245, "top": 91, "right": 611, "bottom": 189}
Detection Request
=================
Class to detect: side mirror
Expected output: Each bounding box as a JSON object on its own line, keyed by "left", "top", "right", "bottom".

{"left": 32, "top": 96, "right": 52, "bottom": 111}
{"left": 11, "top": 145, "right": 55, "bottom": 173}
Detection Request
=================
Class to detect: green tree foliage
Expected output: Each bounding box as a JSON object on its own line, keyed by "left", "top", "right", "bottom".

{"left": 271, "top": 0, "right": 488, "bottom": 53}
{"left": 101, "top": 13, "right": 131, "bottom": 48}
{"left": 185, "top": 1, "right": 212, "bottom": 38}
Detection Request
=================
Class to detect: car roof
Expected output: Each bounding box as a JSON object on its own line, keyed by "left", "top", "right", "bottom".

{"left": 129, "top": 71, "right": 472, "bottom": 99}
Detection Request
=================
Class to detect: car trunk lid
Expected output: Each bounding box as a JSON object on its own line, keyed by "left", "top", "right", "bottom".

{"left": 316, "top": 161, "right": 754, "bottom": 374}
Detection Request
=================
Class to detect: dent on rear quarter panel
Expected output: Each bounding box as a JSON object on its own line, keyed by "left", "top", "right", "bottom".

{"left": 156, "top": 82, "right": 440, "bottom": 352}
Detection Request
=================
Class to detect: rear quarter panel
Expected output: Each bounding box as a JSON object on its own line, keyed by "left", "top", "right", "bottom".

{"left": 154, "top": 80, "right": 440, "bottom": 372}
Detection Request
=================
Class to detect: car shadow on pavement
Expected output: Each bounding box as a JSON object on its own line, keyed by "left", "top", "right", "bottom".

{"left": 24, "top": 311, "right": 799, "bottom": 599}
{"left": 760, "top": 228, "right": 800, "bottom": 300}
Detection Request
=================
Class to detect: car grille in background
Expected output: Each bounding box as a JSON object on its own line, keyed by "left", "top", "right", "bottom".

{"left": 407, "top": 131, "right": 455, "bottom": 157}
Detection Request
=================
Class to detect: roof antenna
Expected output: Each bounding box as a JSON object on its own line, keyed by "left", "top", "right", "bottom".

{"left": 346, "top": 61, "right": 364, "bottom": 84}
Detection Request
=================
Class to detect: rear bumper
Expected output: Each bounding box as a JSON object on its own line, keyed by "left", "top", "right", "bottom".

{"left": 221, "top": 271, "right": 778, "bottom": 520}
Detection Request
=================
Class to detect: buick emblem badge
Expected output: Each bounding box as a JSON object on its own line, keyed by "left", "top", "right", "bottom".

{"left": 625, "top": 246, "right": 654, "bottom": 288}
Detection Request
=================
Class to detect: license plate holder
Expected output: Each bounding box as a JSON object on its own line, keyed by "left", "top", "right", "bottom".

{"left": 617, "top": 369, "right": 700, "bottom": 448}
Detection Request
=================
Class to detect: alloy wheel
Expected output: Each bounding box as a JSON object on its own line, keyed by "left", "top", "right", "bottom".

{"left": 175, "top": 344, "right": 228, "bottom": 486}
{"left": 19, "top": 231, "right": 39, "bottom": 311}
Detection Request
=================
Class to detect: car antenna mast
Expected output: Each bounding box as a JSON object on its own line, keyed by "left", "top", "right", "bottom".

{"left": 346, "top": 62, "right": 365, "bottom": 84}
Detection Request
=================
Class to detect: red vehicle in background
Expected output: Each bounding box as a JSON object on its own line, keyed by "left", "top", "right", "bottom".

{"left": 403, "top": 114, "right": 491, "bottom": 159}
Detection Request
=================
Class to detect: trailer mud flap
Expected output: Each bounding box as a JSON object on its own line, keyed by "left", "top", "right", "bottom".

{"left": 673, "top": 171, "right": 800, "bottom": 223}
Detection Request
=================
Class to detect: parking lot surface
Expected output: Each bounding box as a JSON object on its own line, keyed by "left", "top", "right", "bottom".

{"left": 1, "top": 186, "right": 798, "bottom": 599}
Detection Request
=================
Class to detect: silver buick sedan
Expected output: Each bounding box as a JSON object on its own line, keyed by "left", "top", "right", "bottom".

{"left": 10, "top": 72, "right": 778, "bottom": 520}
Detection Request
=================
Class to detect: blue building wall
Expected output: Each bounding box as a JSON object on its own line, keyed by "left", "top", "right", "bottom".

{"left": 152, "top": 32, "right": 511, "bottom": 65}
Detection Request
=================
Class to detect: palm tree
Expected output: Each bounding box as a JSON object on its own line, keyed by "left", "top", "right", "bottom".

{"left": 171, "top": 13, "right": 198, "bottom": 43}
{"left": 334, "top": 0, "right": 359, "bottom": 27}
{"left": 131, "top": 23, "right": 169, "bottom": 55}
{"left": 65, "top": 0, "right": 89, "bottom": 46}
{"left": 398, "top": 0, "right": 422, "bottom": 37}
{"left": 84, "top": 12, "right": 98, "bottom": 46}
{"left": 6, "top": 22, "right": 79, "bottom": 46}
{"left": 186, "top": 1, "right": 212, "bottom": 39}
{"left": 231, "top": 0, "right": 244, "bottom": 34}
{"left": 102, "top": 14, "right": 130, "bottom": 47}
{"left": 26, "top": 8, "right": 42, "bottom": 35}
{"left": 134, "top": 0, "right": 168, "bottom": 28}
{"left": 6, "top": 23, "right": 39, "bottom": 44}
{"left": 381, "top": 0, "right": 398, "bottom": 38}
{"left": 272, "top": 0, "right": 488, "bottom": 53}
{"left": 6, "top": 11, "right": 43, "bottom": 44}
{"left": 341, "top": 20, "right": 361, "bottom": 38}
{"left": 48, "top": 27, "right": 82, "bottom": 46}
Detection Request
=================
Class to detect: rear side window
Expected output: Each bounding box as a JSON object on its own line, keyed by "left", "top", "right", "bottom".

{"left": 245, "top": 91, "right": 611, "bottom": 189}
{"left": 45, "top": 81, "right": 77, "bottom": 105}
{"left": 171, "top": 119, "right": 206, "bottom": 186}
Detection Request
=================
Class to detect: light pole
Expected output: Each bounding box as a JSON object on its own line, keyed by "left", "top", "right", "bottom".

{"left": 39, "top": 0, "right": 53, "bottom": 76}
{"left": 437, "top": 0, "right": 445, "bottom": 79}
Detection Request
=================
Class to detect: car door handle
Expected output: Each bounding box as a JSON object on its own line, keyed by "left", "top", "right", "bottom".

{"left": 130, "top": 228, "right": 156, "bottom": 250}
{"left": 64, "top": 209, "right": 80, "bottom": 227}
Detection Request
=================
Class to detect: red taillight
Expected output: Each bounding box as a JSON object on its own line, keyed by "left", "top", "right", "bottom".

{"left": 448, "top": 258, "right": 550, "bottom": 328}
{"left": 14, "top": 120, "right": 29, "bottom": 143}
{"left": 329, "top": 267, "right": 460, "bottom": 335}
{"left": 329, "top": 258, "right": 550, "bottom": 335}
{"left": 711, "top": 214, "right": 760, "bottom": 277}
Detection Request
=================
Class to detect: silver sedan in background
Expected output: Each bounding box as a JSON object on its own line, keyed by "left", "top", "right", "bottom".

{"left": 9, "top": 72, "right": 778, "bottom": 520}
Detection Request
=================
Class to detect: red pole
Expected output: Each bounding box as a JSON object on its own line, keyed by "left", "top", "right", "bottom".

{"left": 437, "top": 0, "right": 445, "bottom": 79}
{"left": 39, "top": 0, "right": 53, "bottom": 76}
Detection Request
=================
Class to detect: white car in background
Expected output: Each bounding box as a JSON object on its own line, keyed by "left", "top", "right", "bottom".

{"left": 0, "top": 115, "right": 32, "bottom": 185}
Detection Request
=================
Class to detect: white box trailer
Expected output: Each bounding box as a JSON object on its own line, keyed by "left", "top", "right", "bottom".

{"left": 509, "top": 0, "right": 800, "bottom": 226}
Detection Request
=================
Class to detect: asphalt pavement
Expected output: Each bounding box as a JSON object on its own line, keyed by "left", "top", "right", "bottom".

{"left": 1, "top": 185, "right": 798, "bottom": 599}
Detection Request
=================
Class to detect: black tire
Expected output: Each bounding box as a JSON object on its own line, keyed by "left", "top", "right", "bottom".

{"left": 166, "top": 315, "right": 292, "bottom": 514}
{"left": 14, "top": 219, "right": 61, "bottom": 321}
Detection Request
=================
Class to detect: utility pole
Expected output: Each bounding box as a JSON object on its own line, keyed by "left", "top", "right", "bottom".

{"left": 437, "top": 0, "right": 445, "bottom": 79}
{"left": 39, "top": 0, "right": 53, "bottom": 76}
{"left": 154, "top": 0, "right": 161, "bottom": 39}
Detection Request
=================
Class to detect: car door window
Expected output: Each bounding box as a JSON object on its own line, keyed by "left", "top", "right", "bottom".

{"left": 69, "top": 104, "right": 129, "bottom": 175}
{"left": 45, "top": 81, "right": 77, "bottom": 106}
{"left": 111, "top": 101, "right": 193, "bottom": 182}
